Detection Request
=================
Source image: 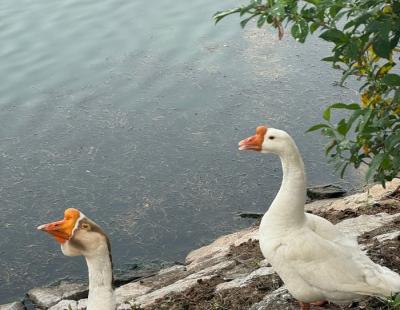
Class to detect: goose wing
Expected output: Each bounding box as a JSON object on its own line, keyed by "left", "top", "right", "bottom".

{"left": 305, "top": 213, "right": 358, "bottom": 249}
{"left": 273, "top": 226, "right": 400, "bottom": 299}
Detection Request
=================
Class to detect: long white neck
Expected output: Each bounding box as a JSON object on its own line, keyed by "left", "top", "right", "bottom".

{"left": 265, "top": 140, "right": 307, "bottom": 226}
{"left": 85, "top": 246, "right": 115, "bottom": 310}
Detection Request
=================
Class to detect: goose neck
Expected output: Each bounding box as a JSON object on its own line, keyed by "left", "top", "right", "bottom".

{"left": 268, "top": 144, "right": 307, "bottom": 223}
{"left": 85, "top": 247, "right": 115, "bottom": 309}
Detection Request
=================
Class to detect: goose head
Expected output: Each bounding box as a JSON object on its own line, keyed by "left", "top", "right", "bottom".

{"left": 238, "top": 125, "right": 293, "bottom": 155}
{"left": 38, "top": 208, "right": 111, "bottom": 258}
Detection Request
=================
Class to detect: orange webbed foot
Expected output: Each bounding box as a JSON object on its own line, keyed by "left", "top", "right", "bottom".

{"left": 299, "top": 302, "right": 310, "bottom": 310}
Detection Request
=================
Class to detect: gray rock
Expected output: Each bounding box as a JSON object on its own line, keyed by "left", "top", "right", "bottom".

{"left": 238, "top": 212, "right": 264, "bottom": 219}
{"left": 375, "top": 231, "right": 400, "bottom": 242}
{"left": 0, "top": 302, "right": 25, "bottom": 310}
{"left": 307, "top": 184, "right": 346, "bottom": 200}
{"left": 131, "top": 276, "right": 213, "bottom": 308}
{"left": 48, "top": 300, "right": 77, "bottom": 310}
{"left": 306, "top": 180, "right": 400, "bottom": 214}
{"left": 216, "top": 267, "right": 275, "bottom": 291}
{"left": 115, "top": 281, "right": 152, "bottom": 304}
{"left": 158, "top": 264, "right": 186, "bottom": 275}
{"left": 28, "top": 281, "right": 88, "bottom": 308}
{"left": 130, "top": 260, "right": 235, "bottom": 308}
{"left": 249, "top": 286, "right": 293, "bottom": 310}
{"left": 185, "top": 226, "right": 258, "bottom": 267}
{"left": 77, "top": 299, "right": 87, "bottom": 310}
{"left": 258, "top": 259, "right": 271, "bottom": 267}
{"left": 48, "top": 299, "right": 87, "bottom": 310}
{"left": 336, "top": 212, "right": 399, "bottom": 238}
{"left": 117, "top": 303, "right": 133, "bottom": 310}
{"left": 113, "top": 265, "right": 159, "bottom": 287}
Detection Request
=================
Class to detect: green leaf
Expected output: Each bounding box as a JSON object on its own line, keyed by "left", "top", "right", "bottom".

{"left": 366, "top": 153, "right": 385, "bottom": 181}
{"left": 337, "top": 119, "right": 348, "bottom": 135}
{"left": 319, "top": 29, "right": 347, "bottom": 43}
{"left": 321, "top": 127, "right": 335, "bottom": 138}
{"left": 310, "top": 22, "right": 319, "bottom": 33}
{"left": 257, "top": 15, "right": 267, "bottom": 28}
{"left": 358, "top": 109, "right": 373, "bottom": 133}
{"left": 394, "top": 89, "right": 400, "bottom": 103}
{"left": 323, "top": 108, "right": 331, "bottom": 121}
{"left": 329, "top": 5, "right": 342, "bottom": 18}
{"left": 344, "top": 40, "right": 359, "bottom": 60}
{"left": 321, "top": 56, "right": 337, "bottom": 62}
{"left": 372, "top": 35, "right": 391, "bottom": 59}
{"left": 306, "top": 123, "right": 330, "bottom": 132}
{"left": 340, "top": 163, "right": 349, "bottom": 178}
{"left": 329, "top": 103, "right": 360, "bottom": 110}
{"left": 382, "top": 74, "right": 400, "bottom": 86}
{"left": 240, "top": 15, "right": 256, "bottom": 28}
{"left": 303, "top": 0, "right": 320, "bottom": 4}
{"left": 291, "top": 20, "right": 309, "bottom": 43}
{"left": 325, "top": 139, "right": 337, "bottom": 155}
{"left": 386, "top": 134, "right": 400, "bottom": 149}
{"left": 213, "top": 8, "right": 241, "bottom": 24}
{"left": 346, "top": 109, "right": 363, "bottom": 131}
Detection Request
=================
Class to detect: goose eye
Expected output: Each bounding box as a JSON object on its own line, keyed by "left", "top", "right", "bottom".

{"left": 269, "top": 136, "right": 275, "bottom": 140}
{"left": 81, "top": 223, "right": 91, "bottom": 230}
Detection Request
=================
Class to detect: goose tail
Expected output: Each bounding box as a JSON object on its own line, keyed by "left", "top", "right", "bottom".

{"left": 376, "top": 265, "right": 400, "bottom": 296}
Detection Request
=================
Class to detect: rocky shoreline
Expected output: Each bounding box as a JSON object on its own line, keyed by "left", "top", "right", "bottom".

{"left": 2, "top": 180, "right": 400, "bottom": 310}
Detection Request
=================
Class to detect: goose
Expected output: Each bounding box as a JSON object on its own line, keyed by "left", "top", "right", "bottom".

{"left": 38, "top": 208, "right": 115, "bottom": 310}
{"left": 238, "top": 125, "right": 400, "bottom": 310}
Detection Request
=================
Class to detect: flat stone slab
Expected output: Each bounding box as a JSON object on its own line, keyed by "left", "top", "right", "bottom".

{"left": 129, "top": 260, "right": 234, "bottom": 308}
{"left": 186, "top": 226, "right": 258, "bottom": 267}
{"left": 216, "top": 267, "right": 275, "bottom": 291}
{"left": 249, "top": 286, "right": 293, "bottom": 310}
{"left": 113, "top": 265, "right": 159, "bottom": 287}
{"left": 375, "top": 231, "right": 400, "bottom": 242}
{"left": 115, "top": 281, "right": 152, "bottom": 304}
{"left": 0, "top": 302, "right": 25, "bottom": 310}
{"left": 28, "top": 281, "right": 88, "bottom": 308}
{"left": 306, "top": 179, "right": 400, "bottom": 213}
{"left": 48, "top": 299, "right": 87, "bottom": 310}
{"left": 335, "top": 212, "right": 399, "bottom": 238}
{"left": 307, "top": 184, "right": 346, "bottom": 200}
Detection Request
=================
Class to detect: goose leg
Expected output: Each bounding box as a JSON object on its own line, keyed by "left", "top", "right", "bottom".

{"left": 299, "top": 302, "right": 310, "bottom": 310}
{"left": 311, "top": 301, "right": 328, "bottom": 306}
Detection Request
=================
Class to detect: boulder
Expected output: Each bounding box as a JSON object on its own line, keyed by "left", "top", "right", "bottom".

{"left": 335, "top": 212, "right": 399, "bottom": 238}
{"left": 375, "top": 231, "right": 400, "bottom": 243}
{"left": 0, "top": 302, "right": 25, "bottom": 310}
{"left": 130, "top": 260, "right": 234, "bottom": 308}
{"left": 185, "top": 226, "right": 258, "bottom": 267}
{"left": 27, "top": 281, "right": 88, "bottom": 308}
{"left": 115, "top": 281, "right": 152, "bottom": 304}
{"left": 48, "top": 299, "right": 87, "bottom": 310}
{"left": 216, "top": 267, "right": 275, "bottom": 291}
{"left": 48, "top": 300, "right": 77, "bottom": 310}
{"left": 306, "top": 179, "right": 400, "bottom": 213}
{"left": 113, "top": 264, "right": 159, "bottom": 286}
{"left": 307, "top": 184, "right": 346, "bottom": 200}
{"left": 131, "top": 276, "right": 215, "bottom": 308}
{"left": 249, "top": 286, "right": 293, "bottom": 310}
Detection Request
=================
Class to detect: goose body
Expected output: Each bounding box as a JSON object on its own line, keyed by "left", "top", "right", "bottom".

{"left": 38, "top": 208, "right": 116, "bottom": 310}
{"left": 239, "top": 126, "right": 400, "bottom": 308}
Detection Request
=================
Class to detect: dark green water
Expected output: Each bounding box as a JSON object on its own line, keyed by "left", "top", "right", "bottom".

{"left": 0, "top": 0, "right": 363, "bottom": 303}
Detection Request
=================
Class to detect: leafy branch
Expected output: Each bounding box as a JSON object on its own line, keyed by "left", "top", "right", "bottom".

{"left": 215, "top": 0, "right": 400, "bottom": 186}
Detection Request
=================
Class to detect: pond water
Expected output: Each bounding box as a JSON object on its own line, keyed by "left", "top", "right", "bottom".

{"left": 0, "top": 0, "right": 363, "bottom": 303}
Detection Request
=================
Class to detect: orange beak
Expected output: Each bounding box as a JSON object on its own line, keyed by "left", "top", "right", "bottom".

{"left": 38, "top": 208, "right": 81, "bottom": 244}
{"left": 238, "top": 125, "right": 267, "bottom": 152}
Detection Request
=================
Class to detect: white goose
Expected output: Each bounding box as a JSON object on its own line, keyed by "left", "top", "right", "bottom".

{"left": 239, "top": 125, "right": 400, "bottom": 310}
{"left": 38, "top": 208, "right": 116, "bottom": 310}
